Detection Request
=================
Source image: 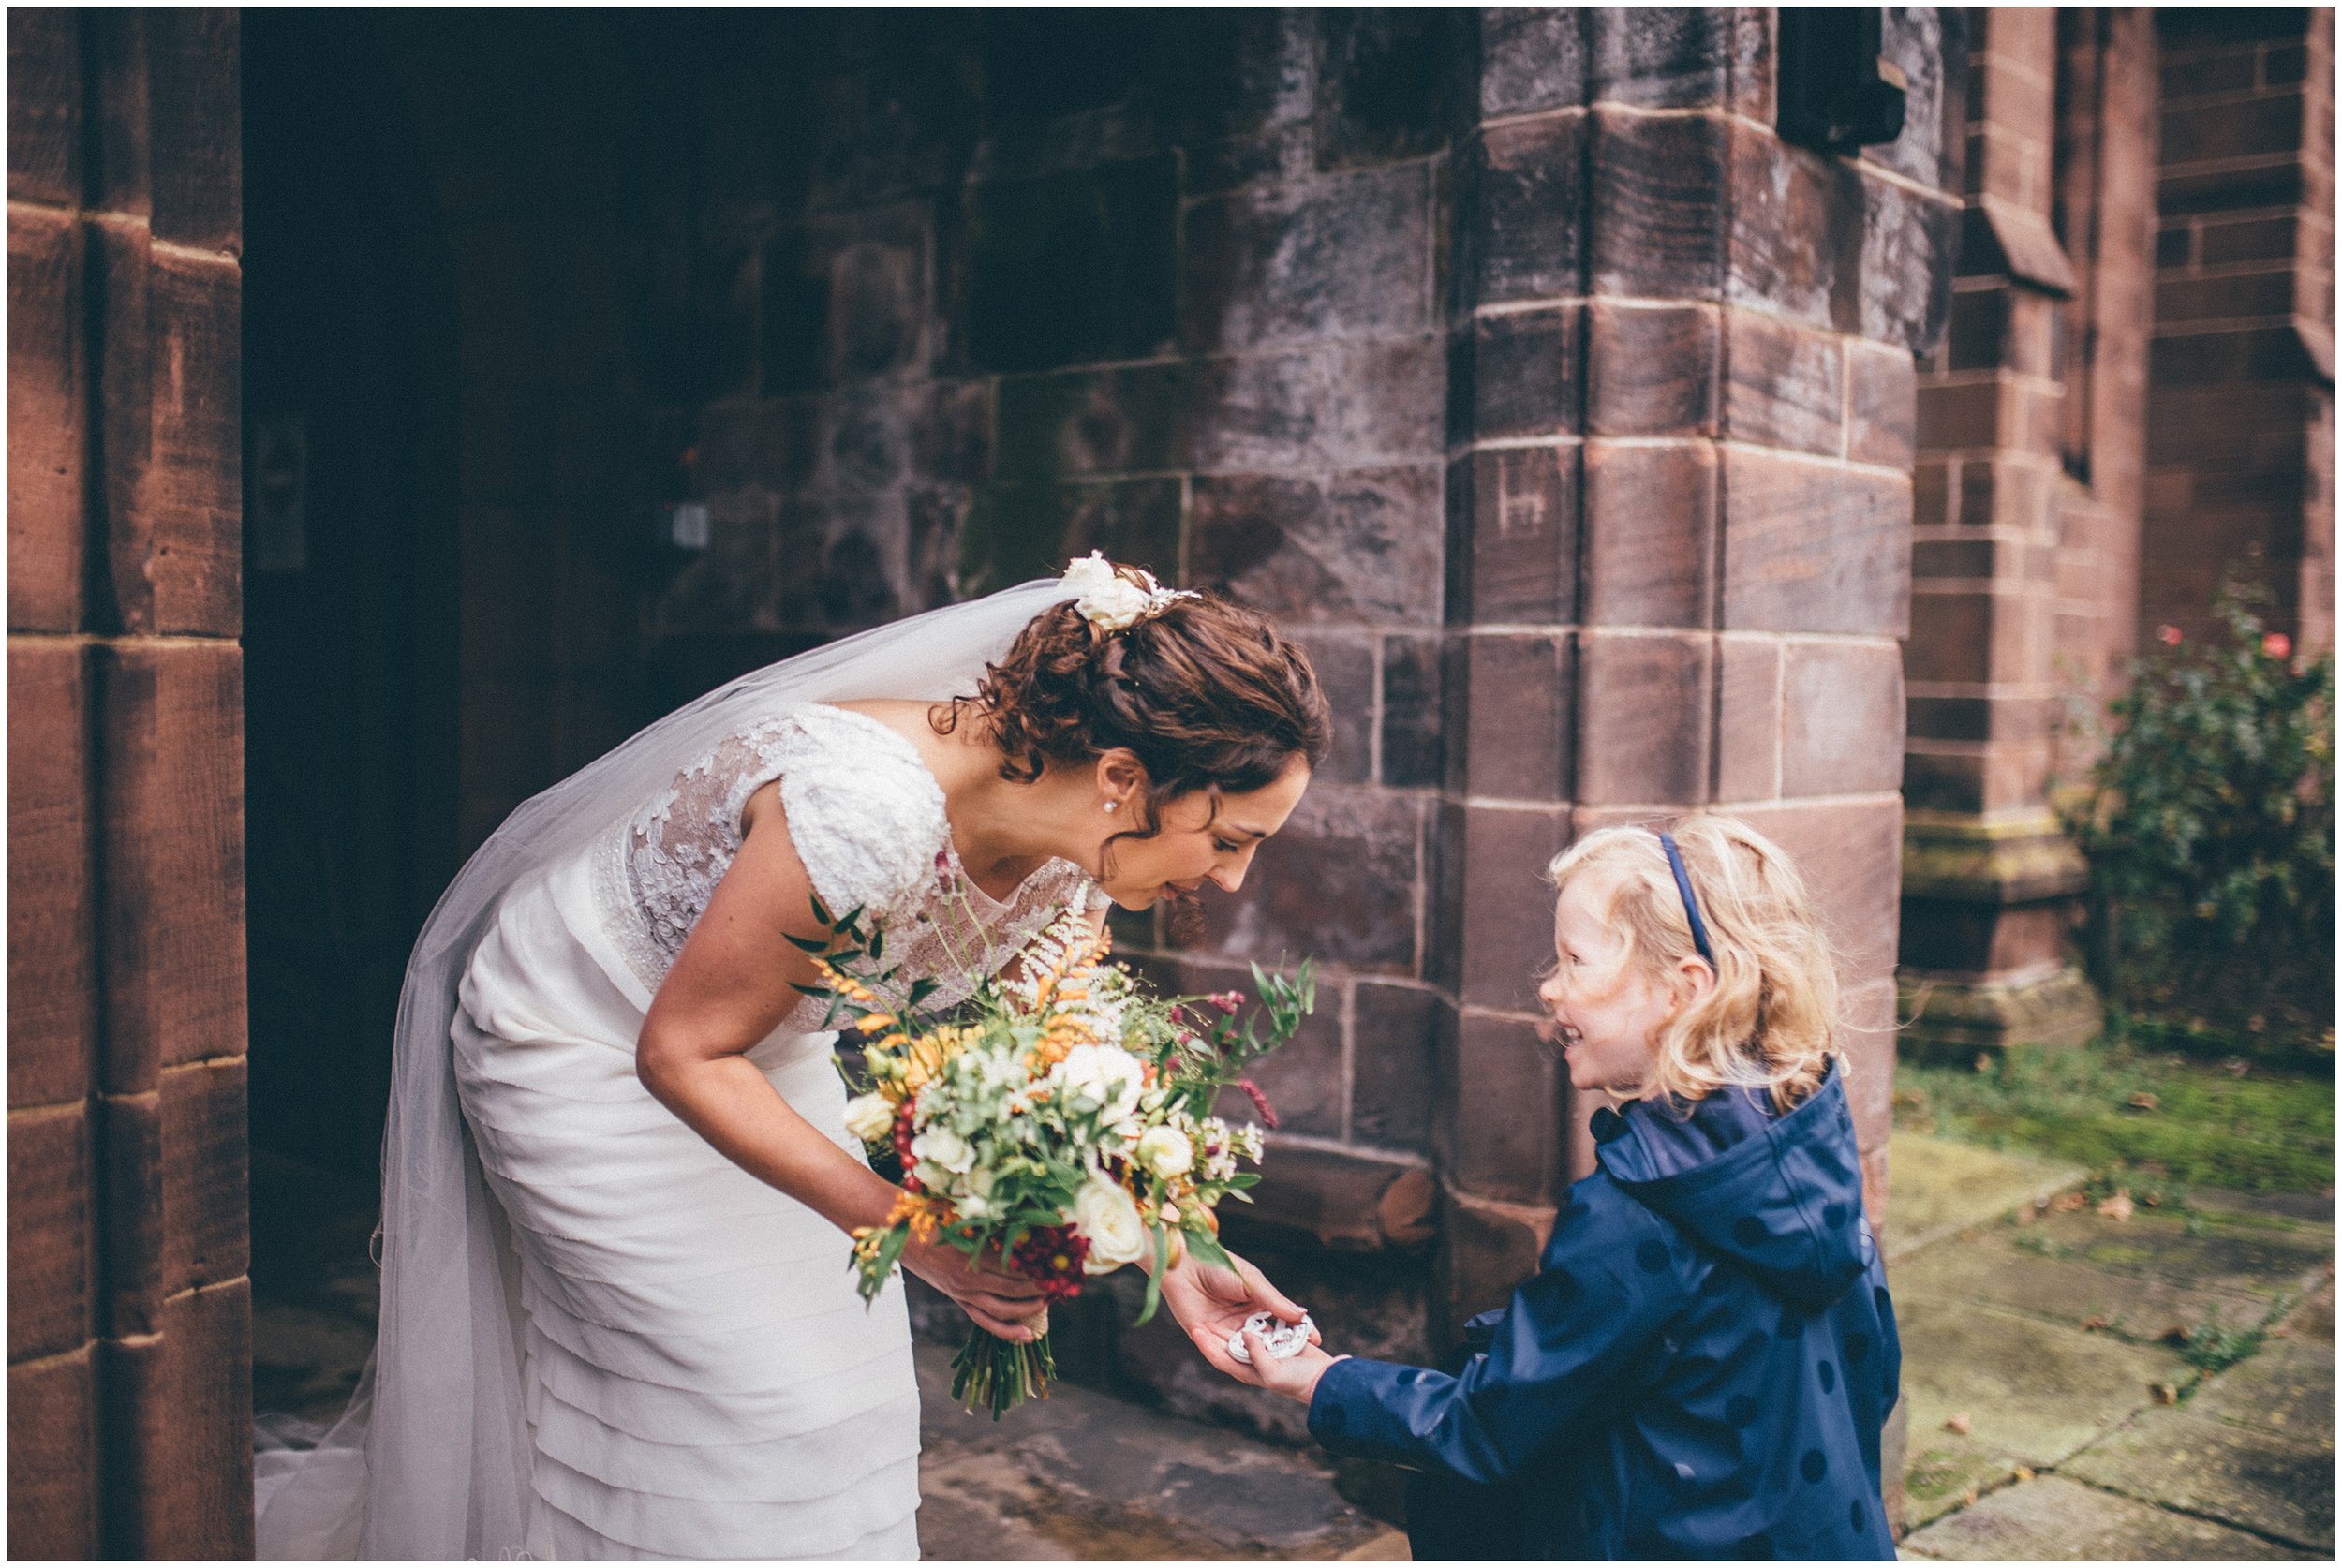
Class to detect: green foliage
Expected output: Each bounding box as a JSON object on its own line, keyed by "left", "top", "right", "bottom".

{"left": 2060, "top": 572, "right": 2335, "bottom": 1043}
{"left": 1892, "top": 1042, "right": 2334, "bottom": 1193}
{"left": 2176, "top": 1318, "right": 2267, "bottom": 1377}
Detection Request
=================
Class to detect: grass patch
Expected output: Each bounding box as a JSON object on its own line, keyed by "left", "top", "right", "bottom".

{"left": 2177, "top": 1319, "right": 2268, "bottom": 1376}
{"left": 1893, "top": 1041, "right": 2334, "bottom": 1193}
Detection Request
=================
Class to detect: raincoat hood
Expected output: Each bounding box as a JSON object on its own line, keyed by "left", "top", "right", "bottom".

{"left": 1593, "top": 1063, "right": 1869, "bottom": 1308}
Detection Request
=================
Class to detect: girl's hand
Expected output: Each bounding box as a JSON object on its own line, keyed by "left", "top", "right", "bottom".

{"left": 1156, "top": 1250, "right": 1319, "bottom": 1377}
{"left": 1234, "top": 1328, "right": 1341, "bottom": 1405}
{"left": 902, "top": 1237, "right": 1050, "bottom": 1342}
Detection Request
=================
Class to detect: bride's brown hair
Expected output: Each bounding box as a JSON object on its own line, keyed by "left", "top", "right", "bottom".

{"left": 932, "top": 577, "right": 1331, "bottom": 866}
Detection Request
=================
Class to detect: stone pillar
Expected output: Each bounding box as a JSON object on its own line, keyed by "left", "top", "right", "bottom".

{"left": 7, "top": 11, "right": 254, "bottom": 1557}
{"left": 1438, "top": 7, "right": 1961, "bottom": 1342}
{"left": 2146, "top": 8, "right": 2335, "bottom": 653}
{"left": 1902, "top": 7, "right": 2101, "bottom": 1057}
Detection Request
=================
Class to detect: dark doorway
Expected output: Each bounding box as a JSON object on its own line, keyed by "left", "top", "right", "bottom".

{"left": 242, "top": 10, "right": 459, "bottom": 1413}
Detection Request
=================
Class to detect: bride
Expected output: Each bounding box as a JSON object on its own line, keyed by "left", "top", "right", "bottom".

{"left": 255, "top": 559, "right": 1332, "bottom": 1560}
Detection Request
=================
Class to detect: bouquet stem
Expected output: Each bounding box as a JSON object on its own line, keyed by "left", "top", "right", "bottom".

{"left": 949, "top": 1327, "right": 1057, "bottom": 1419}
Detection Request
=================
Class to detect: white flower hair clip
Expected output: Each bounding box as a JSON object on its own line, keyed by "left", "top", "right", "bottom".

{"left": 1061, "top": 552, "right": 1196, "bottom": 634}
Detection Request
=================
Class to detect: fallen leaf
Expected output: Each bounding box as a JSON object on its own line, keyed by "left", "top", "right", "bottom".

{"left": 2150, "top": 1382, "right": 2179, "bottom": 1405}
{"left": 2141, "top": 1191, "right": 2163, "bottom": 1207}
{"left": 2052, "top": 1191, "right": 2088, "bottom": 1213}
{"left": 2127, "top": 1091, "right": 2159, "bottom": 1111}
{"left": 2097, "top": 1191, "right": 2136, "bottom": 1221}
{"left": 2012, "top": 1466, "right": 2035, "bottom": 1483}
{"left": 1972, "top": 1053, "right": 1994, "bottom": 1074}
{"left": 1960, "top": 1488, "right": 1979, "bottom": 1507}
{"left": 2081, "top": 1315, "right": 2109, "bottom": 1331}
{"left": 1945, "top": 1412, "right": 1973, "bottom": 1435}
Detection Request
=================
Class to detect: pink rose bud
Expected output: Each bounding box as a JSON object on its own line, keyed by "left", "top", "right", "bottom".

{"left": 2157, "top": 625, "right": 2183, "bottom": 646}
{"left": 1209, "top": 991, "right": 1244, "bottom": 1013}
{"left": 2263, "top": 632, "right": 2292, "bottom": 659}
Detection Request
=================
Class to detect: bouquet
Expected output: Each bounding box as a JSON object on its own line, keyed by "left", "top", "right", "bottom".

{"left": 797, "top": 892, "right": 1314, "bottom": 1416}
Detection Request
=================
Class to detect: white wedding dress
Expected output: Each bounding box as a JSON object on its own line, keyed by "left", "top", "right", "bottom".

{"left": 255, "top": 583, "right": 1096, "bottom": 1561}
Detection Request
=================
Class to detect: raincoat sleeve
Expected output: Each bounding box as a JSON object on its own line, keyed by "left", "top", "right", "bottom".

{"left": 1306, "top": 1185, "right": 1685, "bottom": 1484}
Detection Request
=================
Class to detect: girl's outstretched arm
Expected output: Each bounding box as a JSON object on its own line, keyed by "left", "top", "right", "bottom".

{"left": 1294, "top": 1184, "right": 1690, "bottom": 1486}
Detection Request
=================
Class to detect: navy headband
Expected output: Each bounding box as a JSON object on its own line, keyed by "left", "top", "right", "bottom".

{"left": 1657, "top": 831, "right": 1716, "bottom": 968}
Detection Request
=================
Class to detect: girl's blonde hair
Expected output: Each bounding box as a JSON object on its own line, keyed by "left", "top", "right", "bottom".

{"left": 1546, "top": 814, "right": 1839, "bottom": 1112}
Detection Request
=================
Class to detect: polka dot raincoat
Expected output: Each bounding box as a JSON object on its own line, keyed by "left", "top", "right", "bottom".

{"left": 1308, "top": 1065, "right": 1900, "bottom": 1560}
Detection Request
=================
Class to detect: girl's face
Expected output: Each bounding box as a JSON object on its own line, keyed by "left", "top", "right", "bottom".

{"left": 1536, "top": 870, "right": 1682, "bottom": 1095}
{"left": 1093, "top": 756, "right": 1312, "bottom": 912}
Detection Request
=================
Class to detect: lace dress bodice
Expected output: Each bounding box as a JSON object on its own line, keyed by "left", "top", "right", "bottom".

{"left": 588, "top": 703, "right": 1102, "bottom": 1028}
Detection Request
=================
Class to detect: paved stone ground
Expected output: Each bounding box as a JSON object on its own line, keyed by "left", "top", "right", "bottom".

{"left": 1887, "top": 1133, "right": 2335, "bottom": 1561}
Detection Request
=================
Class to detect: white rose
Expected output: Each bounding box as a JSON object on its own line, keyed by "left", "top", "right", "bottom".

{"left": 842, "top": 1093, "right": 897, "bottom": 1145}
{"left": 1063, "top": 553, "right": 1157, "bottom": 632}
{"left": 1054, "top": 1043, "right": 1146, "bottom": 1125}
{"left": 1070, "top": 1174, "right": 1150, "bottom": 1274}
{"left": 1135, "top": 1125, "right": 1193, "bottom": 1179}
{"left": 910, "top": 1128, "right": 974, "bottom": 1175}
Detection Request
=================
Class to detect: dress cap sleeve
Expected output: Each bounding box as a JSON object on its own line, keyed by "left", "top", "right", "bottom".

{"left": 769, "top": 706, "right": 951, "bottom": 931}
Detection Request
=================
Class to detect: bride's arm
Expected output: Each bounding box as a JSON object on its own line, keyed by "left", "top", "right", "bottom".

{"left": 635, "top": 784, "right": 1047, "bottom": 1341}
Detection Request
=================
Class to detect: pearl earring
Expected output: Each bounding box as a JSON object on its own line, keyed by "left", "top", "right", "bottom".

{"left": 1104, "top": 800, "right": 1119, "bottom": 813}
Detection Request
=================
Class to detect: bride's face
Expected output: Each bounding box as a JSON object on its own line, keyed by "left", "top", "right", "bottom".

{"left": 1094, "top": 756, "right": 1312, "bottom": 911}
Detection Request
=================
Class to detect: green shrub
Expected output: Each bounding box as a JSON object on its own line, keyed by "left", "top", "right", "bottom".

{"left": 2060, "top": 573, "right": 2334, "bottom": 1046}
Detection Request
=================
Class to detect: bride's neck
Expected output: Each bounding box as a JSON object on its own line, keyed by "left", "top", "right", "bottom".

{"left": 926, "top": 712, "right": 1094, "bottom": 883}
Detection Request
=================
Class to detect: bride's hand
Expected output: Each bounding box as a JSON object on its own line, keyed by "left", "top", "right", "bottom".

{"left": 902, "top": 1238, "right": 1052, "bottom": 1342}
{"left": 1156, "top": 1250, "right": 1317, "bottom": 1377}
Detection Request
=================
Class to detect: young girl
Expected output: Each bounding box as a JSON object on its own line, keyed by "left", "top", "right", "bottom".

{"left": 1226, "top": 816, "right": 1901, "bottom": 1561}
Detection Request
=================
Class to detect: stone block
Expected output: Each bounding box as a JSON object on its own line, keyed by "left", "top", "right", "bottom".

{"left": 1586, "top": 7, "right": 1731, "bottom": 109}
{"left": 1191, "top": 466, "right": 1444, "bottom": 626}
{"left": 1714, "top": 635, "right": 1783, "bottom": 804}
{"left": 1870, "top": 7, "right": 1958, "bottom": 191}
{"left": 1439, "top": 1010, "right": 1563, "bottom": 1206}
{"left": 1430, "top": 803, "right": 1570, "bottom": 1012}
{"left": 1183, "top": 125, "right": 1316, "bottom": 199}
{"left": 1581, "top": 440, "right": 1717, "bottom": 628}
{"left": 1458, "top": 112, "right": 1586, "bottom": 308}
{"left": 2160, "top": 91, "right": 2305, "bottom": 166}
{"left": 1176, "top": 786, "right": 1421, "bottom": 973}
{"left": 7, "top": 203, "right": 84, "bottom": 632}
{"left": 8, "top": 640, "right": 94, "bottom": 1108}
{"left": 1919, "top": 378, "right": 2005, "bottom": 452}
{"left": 1575, "top": 631, "right": 1712, "bottom": 805}
{"left": 1905, "top": 587, "right": 2000, "bottom": 686}
{"left": 1231, "top": 1143, "right": 1436, "bottom": 1253}
{"left": 1724, "top": 309, "right": 1844, "bottom": 457}
{"left": 1478, "top": 7, "right": 1587, "bottom": 119}
{"left": 2155, "top": 269, "right": 2298, "bottom": 326}
{"left": 1585, "top": 300, "right": 1719, "bottom": 437}
{"left": 1845, "top": 341, "right": 1918, "bottom": 468}
{"left": 1780, "top": 640, "right": 1905, "bottom": 796}
{"left": 99, "top": 1277, "right": 255, "bottom": 1559}
{"left": 1588, "top": 107, "right": 1727, "bottom": 301}
{"left": 1444, "top": 446, "right": 1579, "bottom": 625}
{"left": 97, "top": 228, "right": 244, "bottom": 638}
{"left": 912, "top": 380, "right": 991, "bottom": 485}
{"left": 994, "top": 361, "right": 1183, "bottom": 481}
{"left": 1944, "top": 287, "right": 2008, "bottom": 372}
{"left": 7, "top": 7, "right": 82, "bottom": 205}
{"left": 2062, "top": 1407, "right": 2334, "bottom": 1554}
{"left": 1379, "top": 632, "right": 1444, "bottom": 789}
{"left": 95, "top": 642, "right": 246, "bottom": 1089}
{"left": 1731, "top": 796, "right": 1903, "bottom": 981}
{"left": 1436, "top": 1187, "right": 1555, "bottom": 1342}
{"left": 7, "top": 1102, "right": 92, "bottom": 1362}
{"left": 1193, "top": 339, "right": 1445, "bottom": 471}
{"left": 1297, "top": 632, "right": 1371, "bottom": 786}
{"left": 1718, "top": 448, "right": 1910, "bottom": 636}
{"left": 964, "top": 155, "right": 1177, "bottom": 374}
{"left": 7, "top": 1349, "right": 98, "bottom": 1559}
{"left": 1725, "top": 7, "right": 1776, "bottom": 121}
{"left": 1451, "top": 633, "right": 1573, "bottom": 802}
{"left": 961, "top": 477, "right": 1180, "bottom": 599}
{"left": 104, "top": 1059, "right": 247, "bottom": 1339}
{"left": 143, "top": 10, "right": 239, "bottom": 253}
{"left": 1158, "top": 11, "right": 1312, "bottom": 143}
{"left": 1863, "top": 175, "right": 1961, "bottom": 358}
{"left": 1351, "top": 980, "right": 1439, "bottom": 1153}
{"left": 1899, "top": 1472, "right": 2305, "bottom": 1561}
{"left": 1457, "top": 303, "right": 1582, "bottom": 442}
{"left": 1181, "top": 163, "right": 1430, "bottom": 354}
{"left": 1215, "top": 984, "right": 1345, "bottom": 1141}
{"left": 1313, "top": 8, "right": 1459, "bottom": 171}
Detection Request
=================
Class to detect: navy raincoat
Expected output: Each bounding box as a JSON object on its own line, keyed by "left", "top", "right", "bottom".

{"left": 1308, "top": 1065, "right": 1900, "bottom": 1560}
